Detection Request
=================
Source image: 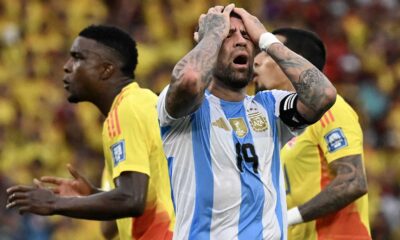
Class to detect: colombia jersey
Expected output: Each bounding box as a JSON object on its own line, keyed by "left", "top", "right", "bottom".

{"left": 103, "top": 82, "right": 175, "bottom": 240}
{"left": 282, "top": 95, "right": 371, "bottom": 240}
{"left": 157, "top": 86, "right": 301, "bottom": 240}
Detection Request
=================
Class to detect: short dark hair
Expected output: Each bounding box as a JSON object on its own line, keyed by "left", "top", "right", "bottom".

{"left": 79, "top": 25, "right": 138, "bottom": 78}
{"left": 230, "top": 11, "right": 242, "bottom": 20}
{"left": 272, "top": 28, "right": 326, "bottom": 71}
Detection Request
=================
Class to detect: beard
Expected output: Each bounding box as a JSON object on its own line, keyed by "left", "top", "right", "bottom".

{"left": 213, "top": 64, "right": 254, "bottom": 90}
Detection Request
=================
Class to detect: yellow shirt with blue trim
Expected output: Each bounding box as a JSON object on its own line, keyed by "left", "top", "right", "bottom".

{"left": 282, "top": 95, "right": 370, "bottom": 240}
{"left": 102, "top": 82, "right": 174, "bottom": 240}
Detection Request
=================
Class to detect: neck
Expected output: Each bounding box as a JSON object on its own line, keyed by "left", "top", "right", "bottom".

{"left": 209, "top": 79, "right": 247, "bottom": 102}
{"left": 95, "top": 78, "right": 132, "bottom": 116}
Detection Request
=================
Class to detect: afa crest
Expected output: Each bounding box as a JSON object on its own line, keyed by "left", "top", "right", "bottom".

{"left": 229, "top": 118, "right": 248, "bottom": 138}
{"left": 248, "top": 112, "right": 268, "bottom": 132}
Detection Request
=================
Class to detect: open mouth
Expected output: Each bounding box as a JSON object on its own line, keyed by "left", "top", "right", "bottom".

{"left": 233, "top": 55, "right": 248, "bottom": 66}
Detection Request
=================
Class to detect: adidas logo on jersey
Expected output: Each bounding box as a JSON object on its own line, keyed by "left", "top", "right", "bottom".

{"left": 212, "top": 118, "right": 230, "bottom": 131}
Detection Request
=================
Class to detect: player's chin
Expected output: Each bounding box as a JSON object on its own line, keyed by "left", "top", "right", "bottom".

{"left": 230, "top": 77, "right": 251, "bottom": 89}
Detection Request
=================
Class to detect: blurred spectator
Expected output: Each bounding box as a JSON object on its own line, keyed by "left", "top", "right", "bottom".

{"left": 2, "top": 0, "right": 400, "bottom": 238}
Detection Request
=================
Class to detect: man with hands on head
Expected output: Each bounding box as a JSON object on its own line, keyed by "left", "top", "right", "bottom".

{"left": 253, "top": 27, "right": 370, "bottom": 239}
{"left": 157, "top": 3, "right": 336, "bottom": 239}
{"left": 7, "top": 25, "right": 174, "bottom": 240}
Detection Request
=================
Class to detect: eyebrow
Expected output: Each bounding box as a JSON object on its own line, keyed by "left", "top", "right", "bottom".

{"left": 229, "top": 27, "right": 248, "bottom": 35}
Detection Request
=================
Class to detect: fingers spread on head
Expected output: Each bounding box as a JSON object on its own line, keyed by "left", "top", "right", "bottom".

{"left": 223, "top": 3, "right": 235, "bottom": 15}
{"left": 233, "top": 7, "right": 246, "bottom": 18}
{"left": 198, "top": 14, "right": 206, "bottom": 27}
{"left": 208, "top": 5, "right": 223, "bottom": 14}
{"left": 214, "top": 5, "right": 224, "bottom": 13}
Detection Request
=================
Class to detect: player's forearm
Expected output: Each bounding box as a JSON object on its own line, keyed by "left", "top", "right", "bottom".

{"left": 54, "top": 189, "right": 145, "bottom": 220}
{"left": 297, "top": 155, "right": 367, "bottom": 222}
{"left": 167, "top": 28, "right": 225, "bottom": 117}
{"left": 267, "top": 43, "right": 336, "bottom": 122}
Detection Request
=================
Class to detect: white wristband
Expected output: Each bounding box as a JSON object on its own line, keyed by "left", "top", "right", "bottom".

{"left": 287, "top": 207, "right": 304, "bottom": 226}
{"left": 259, "top": 32, "right": 281, "bottom": 51}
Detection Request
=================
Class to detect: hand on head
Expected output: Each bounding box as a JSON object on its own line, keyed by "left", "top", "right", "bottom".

{"left": 194, "top": 3, "right": 235, "bottom": 43}
{"left": 194, "top": 5, "right": 268, "bottom": 48}
{"left": 233, "top": 7, "right": 268, "bottom": 46}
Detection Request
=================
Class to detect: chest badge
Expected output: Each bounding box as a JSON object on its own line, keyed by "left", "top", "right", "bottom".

{"left": 229, "top": 118, "right": 248, "bottom": 138}
{"left": 248, "top": 112, "right": 268, "bottom": 132}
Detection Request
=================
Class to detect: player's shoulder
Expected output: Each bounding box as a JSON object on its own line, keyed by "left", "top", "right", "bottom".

{"left": 327, "top": 95, "right": 358, "bottom": 120}
{"left": 312, "top": 94, "right": 359, "bottom": 131}
{"left": 121, "top": 85, "right": 157, "bottom": 107}
{"left": 253, "top": 89, "right": 292, "bottom": 104}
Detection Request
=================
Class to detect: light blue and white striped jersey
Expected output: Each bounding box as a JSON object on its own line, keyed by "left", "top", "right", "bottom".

{"left": 158, "top": 86, "right": 293, "bottom": 240}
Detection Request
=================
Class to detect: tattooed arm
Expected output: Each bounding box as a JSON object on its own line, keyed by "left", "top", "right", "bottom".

{"left": 166, "top": 4, "right": 234, "bottom": 118}
{"left": 298, "top": 154, "right": 368, "bottom": 222}
{"left": 235, "top": 8, "right": 336, "bottom": 123}
{"left": 267, "top": 44, "right": 336, "bottom": 123}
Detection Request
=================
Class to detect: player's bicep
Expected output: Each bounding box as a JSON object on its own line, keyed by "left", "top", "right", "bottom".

{"left": 114, "top": 171, "right": 149, "bottom": 214}
{"left": 166, "top": 81, "right": 204, "bottom": 118}
{"left": 328, "top": 154, "right": 367, "bottom": 193}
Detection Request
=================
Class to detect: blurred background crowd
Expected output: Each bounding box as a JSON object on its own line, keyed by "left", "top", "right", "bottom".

{"left": 0, "top": 0, "right": 399, "bottom": 239}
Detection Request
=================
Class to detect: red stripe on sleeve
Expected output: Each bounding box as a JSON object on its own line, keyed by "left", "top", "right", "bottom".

{"left": 323, "top": 115, "right": 330, "bottom": 126}
{"left": 320, "top": 118, "right": 326, "bottom": 128}
{"left": 109, "top": 113, "right": 116, "bottom": 137}
{"left": 114, "top": 109, "right": 121, "bottom": 135}
{"left": 107, "top": 118, "right": 113, "bottom": 138}
{"left": 328, "top": 110, "right": 335, "bottom": 122}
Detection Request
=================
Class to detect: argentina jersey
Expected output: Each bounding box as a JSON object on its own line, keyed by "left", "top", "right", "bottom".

{"left": 157, "top": 85, "right": 292, "bottom": 240}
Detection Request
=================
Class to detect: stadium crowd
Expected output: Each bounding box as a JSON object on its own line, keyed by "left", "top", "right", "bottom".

{"left": 0, "top": 0, "right": 399, "bottom": 239}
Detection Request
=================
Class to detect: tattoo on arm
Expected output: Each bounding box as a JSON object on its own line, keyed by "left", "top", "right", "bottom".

{"left": 295, "top": 68, "right": 330, "bottom": 111}
{"left": 168, "top": 16, "right": 227, "bottom": 116}
{"left": 267, "top": 44, "right": 333, "bottom": 114}
{"left": 172, "top": 16, "right": 226, "bottom": 84}
{"left": 298, "top": 154, "right": 367, "bottom": 222}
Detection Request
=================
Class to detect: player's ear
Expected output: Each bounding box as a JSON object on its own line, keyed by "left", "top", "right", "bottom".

{"left": 101, "top": 63, "right": 115, "bottom": 80}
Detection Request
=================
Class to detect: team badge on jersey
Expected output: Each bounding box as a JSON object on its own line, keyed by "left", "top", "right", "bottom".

{"left": 324, "top": 128, "right": 348, "bottom": 152}
{"left": 248, "top": 112, "right": 268, "bottom": 132}
{"left": 229, "top": 117, "right": 248, "bottom": 138}
{"left": 111, "top": 140, "right": 126, "bottom": 166}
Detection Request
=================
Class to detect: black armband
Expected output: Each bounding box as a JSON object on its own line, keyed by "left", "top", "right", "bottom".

{"left": 279, "top": 93, "right": 311, "bottom": 129}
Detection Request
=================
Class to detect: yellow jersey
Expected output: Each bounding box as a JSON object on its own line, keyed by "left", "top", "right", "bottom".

{"left": 102, "top": 82, "right": 174, "bottom": 240}
{"left": 282, "top": 95, "right": 370, "bottom": 240}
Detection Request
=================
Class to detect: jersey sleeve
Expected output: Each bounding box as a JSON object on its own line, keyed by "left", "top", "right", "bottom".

{"left": 314, "top": 100, "right": 363, "bottom": 163}
{"left": 269, "top": 89, "right": 293, "bottom": 118}
{"left": 108, "top": 96, "right": 154, "bottom": 179}
{"left": 157, "top": 85, "right": 191, "bottom": 128}
{"left": 270, "top": 90, "right": 306, "bottom": 136}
